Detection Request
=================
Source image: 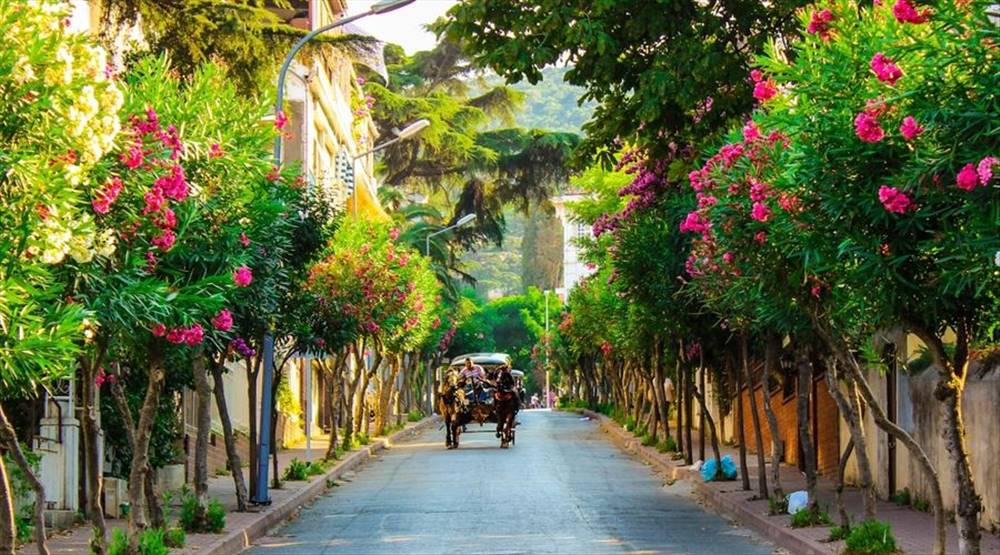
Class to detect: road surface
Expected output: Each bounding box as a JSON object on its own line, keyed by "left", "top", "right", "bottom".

{"left": 248, "top": 410, "right": 776, "bottom": 554}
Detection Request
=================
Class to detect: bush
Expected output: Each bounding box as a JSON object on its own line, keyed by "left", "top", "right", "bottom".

{"left": 179, "top": 491, "right": 226, "bottom": 533}
{"left": 282, "top": 458, "right": 310, "bottom": 481}
{"left": 890, "top": 488, "right": 911, "bottom": 506}
{"left": 407, "top": 410, "right": 424, "bottom": 422}
{"left": 829, "top": 525, "right": 850, "bottom": 542}
{"left": 640, "top": 433, "right": 656, "bottom": 447}
{"left": 163, "top": 527, "right": 186, "bottom": 548}
{"left": 768, "top": 495, "right": 789, "bottom": 516}
{"left": 357, "top": 433, "right": 371, "bottom": 446}
{"left": 109, "top": 528, "right": 169, "bottom": 555}
{"left": 844, "top": 520, "right": 897, "bottom": 555}
{"left": 624, "top": 417, "right": 637, "bottom": 432}
{"left": 790, "top": 507, "right": 832, "bottom": 528}
{"left": 912, "top": 498, "right": 930, "bottom": 513}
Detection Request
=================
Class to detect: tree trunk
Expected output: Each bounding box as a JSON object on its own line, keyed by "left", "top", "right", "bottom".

{"left": 690, "top": 380, "right": 722, "bottom": 473}
{"left": 245, "top": 354, "right": 259, "bottom": 499}
{"left": 795, "top": 350, "right": 818, "bottom": 515}
{"left": 814, "top": 317, "right": 945, "bottom": 555}
{"left": 81, "top": 359, "right": 108, "bottom": 554}
{"left": 699, "top": 365, "right": 706, "bottom": 462}
{"left": 210, "top": 359, "right": 248, "bottom": 512}
{"left": 761, "top": 334, "right": 784, "bottom": 498}
{"left": 742, "top": 334, "right": 768, "bottom": 499}
{"left": 676, "top": 358, "right": 685, "bottom": 458}
{"left": 269, "top": 369, "right": 281, "bottom": 490}
{"left": 144, "top": 470, "right": 163, "bottom": 530}
{"left": 0, "top": 405, "right": 49, "bottom": 555}
{"left": 835, "top": 439, "right": 855, "bottom": 529}
{"left": 734, "top": 349, "right": 751, "bottom": 492}
{"left": 127, "top": 343, "right": 166, "bottom": 551}
{"left": 0, "top": 454, "right": 15, "bottom": 554}
{"left": 652, "top": 339, "right": 671, "bottom": 443}
{"left": 376, "top": 354, "right": 402, "bottom": 436}
{"left": 939, "top": 367, "right": 981, "bottom": 555}
{"left": 191, "top": 350, "right": 211, "bottom": 527}
{"left": 824, "top": 360, "right": 875, "bottom": 519}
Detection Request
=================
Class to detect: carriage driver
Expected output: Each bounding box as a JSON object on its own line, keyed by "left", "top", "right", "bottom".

{"left": 460, "top": 358, "right": 489, "bottom": 404}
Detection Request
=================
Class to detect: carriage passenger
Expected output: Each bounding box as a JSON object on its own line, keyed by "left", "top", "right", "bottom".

{"left": 460, "top": 358, "right": 488, "bottom": 404}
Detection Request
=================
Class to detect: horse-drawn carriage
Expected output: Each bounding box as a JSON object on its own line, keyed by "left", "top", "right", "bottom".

{"left": 437, "top": 353, "right": 523, "bottom": 449}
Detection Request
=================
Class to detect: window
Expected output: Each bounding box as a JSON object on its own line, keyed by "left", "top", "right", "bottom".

{"left": 576, "top": 222, "right": 590, "bottom": 238}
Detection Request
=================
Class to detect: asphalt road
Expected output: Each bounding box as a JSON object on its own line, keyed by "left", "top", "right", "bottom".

{"left": 247, "top": 410, "right": 777, "bottom": 555}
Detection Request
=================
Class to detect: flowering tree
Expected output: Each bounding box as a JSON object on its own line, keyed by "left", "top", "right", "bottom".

{"left": 307, "top": 218, "right": 440, "bottom": 444}
{"left": 0, "top": 1, "right": 122, "bottom": 551}
{"left": 681, "top": 0, "right": 999, "bottom": 550}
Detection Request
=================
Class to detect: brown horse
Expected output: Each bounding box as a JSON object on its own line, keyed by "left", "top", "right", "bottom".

{"left": 493, "top": 367, "right": 519, "bottom": 448}
{"left": 437, "top": 371, "right": 468, "bottom": 449}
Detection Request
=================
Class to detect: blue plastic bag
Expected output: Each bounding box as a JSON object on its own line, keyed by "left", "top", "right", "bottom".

{"left": 700, "top": 455, "right": 738, "bottom": 481}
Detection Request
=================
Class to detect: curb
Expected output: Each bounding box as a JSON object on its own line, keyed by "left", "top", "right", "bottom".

{"left": 578, "top": 409, "right": 832, "bottom": 555}
{"left": 196, "top": 415, "right": 441, "bottom": 555}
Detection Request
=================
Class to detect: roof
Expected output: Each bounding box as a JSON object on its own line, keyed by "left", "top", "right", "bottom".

{"left": 447, "top": 353, "right": 512, "bottom": 366}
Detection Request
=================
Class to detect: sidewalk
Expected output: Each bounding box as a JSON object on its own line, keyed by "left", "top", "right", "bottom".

{"left": 580, "top": 409, "right": 1000, "bottom": 555}
{"left": 20, "top": 416, "right": 440, "bottom": 555}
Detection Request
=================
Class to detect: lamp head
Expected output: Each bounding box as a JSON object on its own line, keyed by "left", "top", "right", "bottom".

{"left": 456, "top": 213, "right": 477, "bottom": 227}
{"left": 394, "top": 119, "right": 430, "bottom": 140}
{"left": 370, "top": 0, "right": 416, "bottom": 14}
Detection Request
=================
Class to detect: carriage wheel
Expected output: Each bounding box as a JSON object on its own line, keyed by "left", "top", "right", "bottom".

{"left": 510, "top": 428, "right": 516, "bottom": 446}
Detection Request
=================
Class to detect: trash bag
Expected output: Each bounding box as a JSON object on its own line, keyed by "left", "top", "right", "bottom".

{"left": 787, "top": 490, "right": 809, "bottom": 514}
{"left": 700, "top": 455, "right": 738, "bottom": 481}
{"left": 720, "top": 455, "right": 738, "bottom": 479}
{"left": 690, "top": 460, "right": 703, "bottom": 472}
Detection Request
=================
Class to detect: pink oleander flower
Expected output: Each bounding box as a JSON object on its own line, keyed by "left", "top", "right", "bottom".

{"left": 145, "top": 251, "right": 158, "bottom": 272}
{"left": 152, "top": 229, "right": 176, "bottom": 251}
{"left": 750, "top": 69, "right": 763, "bottom": 82}
{"left": 184, "top": 324, "right": 204, "bottom": 346}
{"left": 753, "top": 79, "right": 778, "bottom": 102}
{"left": 878, "top": 185, "right": 911, "bottom": 214}
{"left": 274, "top": 110, "right": 288, "bottom": 130}
{"left": 156, "top": 165, "right": 189, "bottom": 201}
{"left": 679, "top": 211, "right": 710, "bottom": 234}
{"left": 751, "top": 202, "right": 772, "bottom": 222}
{"left": 899, "top": 116, "right": 924, "bottom": 140}
{"left": 389, "top": 228, "right": 400, "bottom": 240}
{"left": 719, "top": 143, "right": 744, "bottom": 166}
{"left": 267, "top": 166, "right": 281, "bottom": 182}
{"left": 855, "top": 111, "right": 885, "bottom": 143}
{"left": 151, "top": 323, "right": 167, "bottom": 337}
{"left": 754, "top": 231, "right": 768, "bottom": 245}
{"left": 120, "top": 143, "right": 144, "bottom": 169}
{"left": 143, "top": 186, "right": 166, "bottom": 215}
{"left": 811, "top": 284, "right": 823, "bottom": 298}
{"left": 749, "top": 180, "right": 770, "bottom": 202}
{"left": 893, "top": 0, "right": 929, "bottom": 23}
{"left": 807, "top": 9, "right": 835, "bottom": 40}
{"left": 978, "top": 157, "right": 997, "bottom": 185}
{"left": 166, "top": 327, "right": 187, "bottom": 344}
{"left": 742, "top": 121, "right": 761, "bottom": 142}
{"left": 240, "top": 231, "right": 251, "bottom": 247}
{"left": 397, "top": 253, "right": 409, "bottom": 267}
{"left": 696, "top": 193, "right": 718, "bottom": 208}
{"left": 160, "top": 208, "right": 177, "bottom": 230}
{"left": 870, "top": 53, "right": 903, "bottom": 86}
{"left": 233, "top": 266, "right": 253, "bottom": 287}
{"left": 92, "top": 196, "right": 111, "bottom": 214}
{"left": 956, "top": 163, "right": 980, "bottom": 191}
{"left": 212, "top": 309, "right": 233, "bottom": 332}
{"left": 722, "top": 252, "right": 735, "bottom": 264}
{"left": 209, "top": 143, "right": 224, "bottom": 158}
{"left": 777, "top": 193, "right": 801, "bottom": 213}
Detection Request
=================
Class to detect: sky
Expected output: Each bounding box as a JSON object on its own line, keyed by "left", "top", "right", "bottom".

{"left": 347, "top": 0, "right": 458, "bottom": 54}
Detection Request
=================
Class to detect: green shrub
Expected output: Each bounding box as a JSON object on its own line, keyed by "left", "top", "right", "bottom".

{"left": 640, "top": 433, "right": 656, "bottom": 447}
{"left": 624, "top": 417, "right": 637, "bottom": 432}
{"left": 357, "top": 433, "right": 371, "bottom": 446}
{"left": 179, "top": 491, "right": 226, "bottom": 533}
{"left": 790, "top": 507, "right": 832, "bottom": 528}
{"left": 768, "top": 495, "right": 789, "bottom": 516}
{"left": 109, "top": 528, "right": 169, "bottom": 555}
{"left": 163, "top": 527, "right": 186, "bottom": 548}
{"left": 407, "top": 410, "right": 424, "bottom": 422}
{"left": 844, "top": 520, "right": 897, "bottom": 555}
{"left": 912, "top": 498, "right": 930, "bottom": 513}
{"left": 15, "top": 513, "right": 33, "bottom": 544}
{"left": 890, "top": 488, "right": 911, "bottom": 506}
{"left": 829, "top": 525, "right": 850, "bottom": 542}
{"left": 282, "top": 458, "right": 310, "bottom": 481}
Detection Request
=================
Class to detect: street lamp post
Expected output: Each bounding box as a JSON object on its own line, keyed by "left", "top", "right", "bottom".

{"left": 544, "top": 290, "right": 551, "bottom": 409}
{"left": 352, "top": 119, "right": 430, "bottom": 214}
{"left": 424, "top": 213, "right": 477, "bottom": 414}
{"left": 255, "top": 0, "right": 415, "bottom": 507}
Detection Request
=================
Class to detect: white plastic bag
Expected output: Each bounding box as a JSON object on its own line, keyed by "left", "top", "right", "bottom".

{"left": 787, "top": 490, "right": 809, "bottom": 514}
{"left": 689, "top": 460, "right": 703, "bottom": 471}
